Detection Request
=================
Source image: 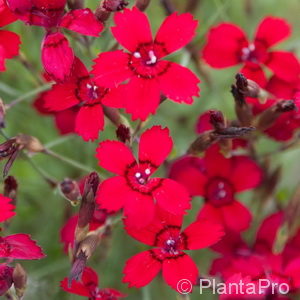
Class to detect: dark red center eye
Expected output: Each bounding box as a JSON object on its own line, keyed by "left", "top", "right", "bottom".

{"left": 240, "top": 41, "right": 268, "bottom": 64}
{"left": 205, "top": 177, "right": 234, "bottom": 207}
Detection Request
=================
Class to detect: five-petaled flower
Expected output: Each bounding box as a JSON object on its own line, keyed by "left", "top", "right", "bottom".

{"left": 169, "top": 145, "right": 263, "bottom": 232}
{"left": 61, "top": 267, "right": 125, "bottom": 300}
{"left": 0, "top": 0, "right": 20, "bottom": 71}
{"left": 96, "top": 125, "right": 191, "bottom": 228}
{"left": 123, "top": 208, "right": 224, "bottom": 290}
{"left": 6, "top": 0, "right": 103, "bottom": 81}
{"left": 202, "top": 17, "right": 300, "bottom": 86}
{"left": 43, "top": 57, "right": 122, "bottom": 141}
{"left": 0, "top": 234, "right": 45, "bottom": 260}
{"left": 91, "top": 7, "right": 200, "bottom": 120}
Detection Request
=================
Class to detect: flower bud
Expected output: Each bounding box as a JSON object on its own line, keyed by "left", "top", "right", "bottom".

{"left": 4, "top": 176, "right": 18, "bottom": 204}
{"left": 13, "top": 263, "right": 27, "bottom": 299}
{"left": 116, "top": 124, "right": 131, "bottom": 144}
{"left": 59, "top": 178, "right": 81, "bottom": 206}
{"left": 0, "top": 98, "right": 6, "bottom": 128}
{"left": 209, "top": 110, "right": 225, "bottom": 131}
{"left": 0, "top": 264, "right": 13, "bottom": 296}
{"left": 15, "top": 134, "right": 44, "bottom": 153}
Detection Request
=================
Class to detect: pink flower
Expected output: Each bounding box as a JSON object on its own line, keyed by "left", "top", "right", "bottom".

{"left": 91, "top": 7, "right": 200, "bottom": 120}
{"left": 169, "top": 145, "right": 263, "bottom": 232}
{"left": 123, "top": 208, "right": 224, "bottom": 290}
{"left": 96, "top": 126, "right": 191, "bottom": 228}
{"left": 202, "top": 17, "right": 300, "bottom": 86}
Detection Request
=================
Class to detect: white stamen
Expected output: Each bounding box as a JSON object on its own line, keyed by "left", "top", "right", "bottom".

{"left": 145, "top": 168, "right": 151, "bottom": 175}
{"left": 218, "top": 182, "right": 225, "bottom": 189}
{"left": 133, "top": 52, "right": 141, "bottom": 58}
{"left": 146, "top": 50, "right": 157, "bottom": 65}
{"left": 248, "top": 43, "right": 255, "bottom": 51}
{"left": 86, "top": 83, "right": 92, "bottom": 89}
{"left": 218, "top": 190, "right": 227, "bottom": 198}
{"left": 135, "top": 172, "right": 141, "bottom": 178}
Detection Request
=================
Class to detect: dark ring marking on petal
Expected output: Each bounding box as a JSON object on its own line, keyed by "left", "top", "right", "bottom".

{"left": 43, "top": 35, "right": 67, "bottom": 48}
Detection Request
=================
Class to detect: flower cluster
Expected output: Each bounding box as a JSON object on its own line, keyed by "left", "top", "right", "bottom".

{"left": 1, "top": 1, "right": 300, "bottom": 299}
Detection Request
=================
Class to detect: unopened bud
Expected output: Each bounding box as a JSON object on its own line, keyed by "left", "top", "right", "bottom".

{"left": 59, "top": 179, "right": 81, "bottom": 206}
{"left": 0, "top": 264, "right": 13, "bottom": 296}
{"left": 68, "top": 251, "right": 87, "bottom": 286}
{"left": 96, "top": 0, "right": 128, "bottom": 22}
{"left": 236, "top": 73, "right": 261, "bottom": 98}
{"left": 4, "top": 176, "right": 18, "bottom": 203}
{"left": 13, "top": 263, "right": 27, "bottom": 299}
{"left": 135, "top": 0, "right": 151, "bottom": 11}
{"left": 0, "top": 138, "right": 21, "bottom": 177}
{"left": 116, "top": 124, "right": 131, "bottom": 144}
{"left": 209, "top": 110, "right": 225, "bottom": 131}
{"left": 187, "top": 131, "right": 218, "bottom": 155}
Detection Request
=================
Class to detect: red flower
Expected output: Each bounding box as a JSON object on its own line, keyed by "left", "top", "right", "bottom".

{"left": 169, "top": 145, "right": 262, "bottom": 231}
{"left": 6, "top": 0, "right": 103, "bottom": 81}
{"left": 0, "top": 194, "right": 15, "bottom": 222}
{"left": 96, "top": 126, "right": 191, "bottom": 228}
{"left": 123, "top": 208, "right": 224, "bottom": 290}
{"left": 0, "top": 0, "right": 20, "bottom": 72}
{"left": 0, "top": 263, "right": 13, "bottom": 296}
{"left": 0, "top": 234, "right": 45, "bottom": 260}
{"left": 202, "top": 17, "right": 300, "bottom": 86}
{"left": 61, "top": 267, "right": 125, "bottom": 300}
{"left": 91, "top": 7, "right": 200, "bottom": 120}
{"left": 43, "top": 57, "right": 122, "bottom": 141}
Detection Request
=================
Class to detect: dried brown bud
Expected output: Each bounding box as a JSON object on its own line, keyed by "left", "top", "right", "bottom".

{"left": 187, "top": 131, "right": 218, "bottom": 155}
{"left": 255, "top": 100, "right": 296, "bottom": 132}
{"left": 116, "top": 124, "right": 131, "bottom": 143}
{"left": 102, "top": 0, "right": 128, "bottom": 11}
{"left": 235, "top": 73, "right": 261, "bottom": 98}
{"left": 96, "top": 0, "right": 128, "bottom": 22}
{"left": 12, "top": 263, "right": 27, "bottom": 299}
{"left": 59, "top": 178, "right": 81, "bottom": 206}
{"left": 0, "top": 138, "right": 21, "bottom": 177}
{"left": 135, "top": 0, "right": 151, "bottom": 11}
{"left": 74, "top": 173, "right": 100, "bottom": 245}
{"left": 4, "top": 176, "right": 18, "bottom": 204}
{"left": 209, "top": 110, "right": 225, "bottom": 131}
{"left": 216, "top": 126, "right": 255, "bottom": 138}
{"left": 68, "top": 251, "right": 87, "bottom": 286}
{"left": 0, "top": 98, "right": 6, "bottom": 128}
{"left": 16, "top": 134, "right": 44, "bottom": 153}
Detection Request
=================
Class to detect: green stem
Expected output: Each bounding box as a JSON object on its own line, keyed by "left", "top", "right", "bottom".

{"left": 44, "top": 149, "right": 95, "bottom": 173}
{"left": 6, "top": 84, "right": 52, "bottom": 109}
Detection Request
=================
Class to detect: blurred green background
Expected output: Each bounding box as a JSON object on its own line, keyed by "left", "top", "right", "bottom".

{"left": 1, "top": 0, "right": 300, "bottom": 299}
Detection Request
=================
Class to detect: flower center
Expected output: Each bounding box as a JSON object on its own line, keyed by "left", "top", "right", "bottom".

{"left": 205, "top": 177, "right": 234, "bottom": 207}
{"left": 76, "top": 77, "right": 109, "bottom": 106}
{"left": 125, "top": 161, "right": 162, "bottom": 195}
{"left": 128, "top": 42, "right": 171, "bottom": 79}
{"left": 240, "top": 41, "right": 268, "bottom": 64}
{"left": 163, "top": 238, "right": 179, "bottom": 255}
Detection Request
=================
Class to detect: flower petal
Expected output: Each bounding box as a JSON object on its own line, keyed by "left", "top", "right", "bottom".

{"left": 41, "top": 32, "right": 74, "bottom": 82}
{"left": 0, "top": 0, "right": 17, "bottom": 26}
{"left": 122, "top": 77, "right": 161, "bottom": 121}
{"left": 96, "top": 176, "right": 128, "bottom": 212}
{"left": 230, "top": 155, "right": 263, "bottom": 192}
{"left": 266, "top": 51, "right": 300, "bottom": 82}
{"left": 153, "top": 178, "right": 191, "bottom": 215}
{"left": 75, "top": 104, "right": 104, "bottom": 141}
{"left": 60, "top": 9, "right": 104, "bottom": 37}
{"left": 112, "top": 7, "right": 152, "bottom": 52}
{"left": 123, "top": 191, "right": 155, "bottom": 228}
{"left": 123, "top": 250, "right": 161, "bottom": 288}
{"left": 220, "top": 201, "right": 252, "bottom": 232}
{"left": 240, "top": 64, "right": 267, "bottom": 87}
{"left": 183, "top": 219, "right": 224, "bottom": 250}
{"left": 92, "top": 50, "right": 132, "bottom": 88}
{"left": 155, "top": 12, "right": 198, "bottom": 56}
{"left": 162, "top": 253, "right": 198, "bottom": 291}
{"left": 0, "top": 194, "right": 15, "bottom": 222}
{"left": 202, "top": 23, "right": 247, "bottom": 68}
{"left": 139, "top": 126, "right": 172, "bottom": 167}
{"left": 3, "top": 234, "right": 45, "bottom": 260}
{"left": 0, "top": 30, "right": 20, "bottom": 71}
{"left": 158, "top": 62, "right": 200, "bottom": 104}
{"left": 54, "top": 108, "right": 78, "bottom": 135}
{"left": 96, "top": 141, "right": 135, "bottom": 175}
{"left": 44, "top": 83, "right": 79, "bottom": 111}
{"left": 254, "top": 17, "right": 291, "bottom": 48}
